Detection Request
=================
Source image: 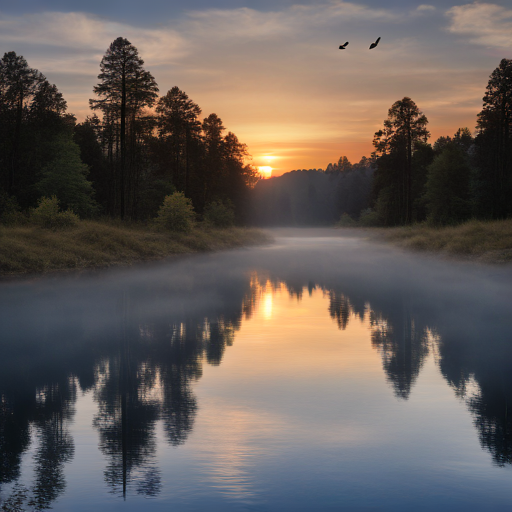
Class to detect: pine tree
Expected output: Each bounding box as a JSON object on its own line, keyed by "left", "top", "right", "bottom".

{"left": 0, "top": 52, "right": 44, "bottom": 193}
{"left": 372, "top": 97, "right": 429, "bottom": 224}
{"left": 475, "top": 58, "right": 512, "bottom": 218}
{"left": 90, "top": 37, "right": 158, "bottom": 219}
{"left": 156, "top": 87, "right": 202, "bottom": 195}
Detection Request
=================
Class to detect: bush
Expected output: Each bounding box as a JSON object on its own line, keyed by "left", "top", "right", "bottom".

{"left": 358, "top": 208, "right": 382, "bottom": 227}
{"left": 336, "top": 213, "right": 357, "bottom": 227}
{"left": 31, "top": 196, "right": 79, "bottom": 229}
{"left": 203, "top": 200, "right": 235, "bottom": 227}
{"left": 155, "top": 192, "right": 195, "bottom": 232}
{"left": 0, "top": 192, "right": 26, "bottom": 225}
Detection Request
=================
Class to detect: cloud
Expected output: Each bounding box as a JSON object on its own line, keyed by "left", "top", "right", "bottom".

{"left": 0, "top": 11, "right": 187, "bottom": 72}
{"left": 183, "top": 2, "right": 397, "bottom": 42}
{"left": 417, "top": 5, "right": 436, "bottom": 12}
{"left": 446, "top": 2, "right": 512, "bottom": 48}
{"left": 0, "top": 2, "right": 493, "bottom": 170}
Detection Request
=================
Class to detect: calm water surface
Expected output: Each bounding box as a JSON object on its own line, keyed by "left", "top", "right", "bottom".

{"left": 1, "top": 229, "right": 512, "bottom": 511}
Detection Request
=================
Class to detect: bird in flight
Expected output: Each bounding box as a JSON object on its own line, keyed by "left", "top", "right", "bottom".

{"left": 339, "top": 42, "right": 349, "bottom": 50}
{"left": 369, "top": 37, "right": 381, "bottom": 49}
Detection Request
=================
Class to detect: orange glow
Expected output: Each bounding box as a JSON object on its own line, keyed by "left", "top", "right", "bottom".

{"left": 258, "top": 166, "right": 273, "bottom": 178}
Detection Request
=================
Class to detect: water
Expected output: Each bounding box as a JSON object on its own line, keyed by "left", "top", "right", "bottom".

{"left": 1, "top": 229, "right": 512, "bottom": 511}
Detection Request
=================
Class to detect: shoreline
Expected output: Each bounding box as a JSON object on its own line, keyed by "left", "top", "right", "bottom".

{"left": 0, "top": 221, "right": 272, "bottom": 279}
{"left": 354, "top": 219, "right": 512, "bottom": 265}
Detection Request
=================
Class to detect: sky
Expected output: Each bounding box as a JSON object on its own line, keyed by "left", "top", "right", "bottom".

{"left": 1, "top": 1, "right": 511, "bottom": 176}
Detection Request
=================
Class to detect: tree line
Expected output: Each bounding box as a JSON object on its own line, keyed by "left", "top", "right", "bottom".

{"left": 250, "top": 58, "right": 511, "bottom": 227}
{"left": 0, "top": 37, "right": 259, "bottom": 223}
{"left": 370, "top": 58, "right": 512, "bottom": 226}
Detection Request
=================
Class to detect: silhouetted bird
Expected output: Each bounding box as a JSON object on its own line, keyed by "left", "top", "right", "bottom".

{"left": 339, "top": 42, "right": 349, "bottom": 50}
{"left": 369, "top": 37, "right": 381, "bottom": 49}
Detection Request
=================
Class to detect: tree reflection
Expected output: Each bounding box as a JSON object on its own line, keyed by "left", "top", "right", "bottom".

{"left": 1, "top": 257, "right": 512, "bottom": 512}
{"left": 436, "top": 328, "right": 512, "bottom": 467}
{"left": 0, "top": 379, "right": 76, "bottom": 511}
{"left": 0, "top": 268, "right": 255, "bottom": 507}
{"left": 370, "top": 309, "right": 430, "bottom": 400}
{"left": 91, "top": 281, "right": 251, "bottom": 498}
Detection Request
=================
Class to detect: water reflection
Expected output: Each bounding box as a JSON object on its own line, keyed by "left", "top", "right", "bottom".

{"left": 0, "top": 242, "right": 512, "bottom": 509}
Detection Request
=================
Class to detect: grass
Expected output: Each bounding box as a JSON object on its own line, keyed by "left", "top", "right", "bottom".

{"left": 381, "top": 218, "right": 512, "bottom": 264}
{"left": 0, "top": 220, "right": 272, "bottom": 276}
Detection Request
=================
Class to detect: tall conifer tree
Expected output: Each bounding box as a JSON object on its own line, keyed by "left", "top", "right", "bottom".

{"left": 372, "top": 97, "right": 429, "bottom": 224}
{"left": 90, "top": 37, "right": 158, "bottom": 219}
{"left": 475, "top": 58, "right": 512, "bottom": 218}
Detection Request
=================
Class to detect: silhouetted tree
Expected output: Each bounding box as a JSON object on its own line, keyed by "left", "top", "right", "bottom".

{"left": 372, "top": 97, "right": 430, "bottom": 224}
{"left": 0, "top": 52, "right": 44, "bottom": 195}
{"left": 90, "top": 37, "right": 158, "bottom": 219}
{"left": 36, "top": 133, "right": 97, "bottom": 217}
{"left": 156, "top": 87, "right": 202, "bottom": 195}
{"left": 424, "top": 142, "right": 472, "bottom": 225}
{"left": 474, "top": 58, "right": 512, "bottom": 219}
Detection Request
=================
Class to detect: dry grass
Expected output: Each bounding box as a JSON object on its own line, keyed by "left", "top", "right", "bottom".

{"left": 0, "top": 220, "right": 271, "bottom": 276}
{"left": 383, "top": 219, "right": 512, "bottom": 263}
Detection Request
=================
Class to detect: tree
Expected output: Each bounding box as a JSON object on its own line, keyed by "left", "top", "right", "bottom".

{"left": 372, "top": 97, "right": 430, "bottom": 224}
{"left": 90, "top": 37, "right": 158, "bottom": 219}
{"left": 156, "top": 87, "right": 202, "bottom": 195}
{"left": 424, "top": 143, "right": 472, "bottom": 225}
{"left": 474, "top": 58, "right": 512, "bottom": 219}
{"left": 0, "top": 52, "right": 44, "bottom": 194}
{"left": 200, "top": 113, "right": 225, "bottom": 206}
{"left": 36, "top": 133, "right": 97, "bottom": 217}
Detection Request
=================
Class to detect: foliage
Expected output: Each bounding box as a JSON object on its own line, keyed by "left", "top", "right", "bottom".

{"left": 36, "top": 133, "right": 98, "bottom": 217}
{"left": 372, "top": 97, "right": 430, "bottom": 225}
{"left": 385, "top": 219, "right": 512, "bottom": 263}
{"left": 156, "top": 87, "right": 202, "bottom": 194}
{"left": 474, "top": 58, "right": 512, "bottom": 219}
{"left": 30, "top": 196, "right": 79, "bottom": 229}
{"left": 155, "top": 192, "right": 195, "bottom": 232}
{"left": 336, "top": 213, "right": 357, "bottom": 227}
{"left": 358, "top": 208, "right": 382, "bottom": 227}
{"left": 203, "top": 200, "right": 235, "bottom": 227}
{"left": 0, "top": 192, "right": 22, "bottom": 225}
{"left": 90, "top": 37, "right": 159, "bottom": 219}
{"left": 424, "top": 143, "right": 473, "bottom": 225}
{"left": 0, "top": 52, "right": 70, "bottom": 208}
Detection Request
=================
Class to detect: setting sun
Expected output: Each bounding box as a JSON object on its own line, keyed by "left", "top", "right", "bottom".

{"left": 258, "top": 166, "right": 273, "bottom": 178}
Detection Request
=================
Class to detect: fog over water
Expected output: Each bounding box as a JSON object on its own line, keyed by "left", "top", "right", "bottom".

{"left": 1, "top": 229, "right": 512, "bottom": 511}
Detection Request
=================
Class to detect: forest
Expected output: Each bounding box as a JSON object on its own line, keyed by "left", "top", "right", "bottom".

{"left": 0, "top": 37, "right": 258, "bottom": 226}
{"left": 0, "top": 36, "right": 511, "bottom": 229}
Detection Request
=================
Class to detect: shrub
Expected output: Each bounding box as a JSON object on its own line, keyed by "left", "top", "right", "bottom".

{"left": 203, "top": 200, "right": 235, "bottom": 227}
{"left": 358, "top": 208, "right": 382, "bottom": 227}
{"left": 0, "top": 192, "right": 26, "bottom": 225}
{"left": 336, "top": 213, "right": 357, "bottom": 227}
{"left": 155, "top": 192, "right": 195, "bottom": 232}
{"left": 31, "top": 196, "right": 79, "bottom": 229}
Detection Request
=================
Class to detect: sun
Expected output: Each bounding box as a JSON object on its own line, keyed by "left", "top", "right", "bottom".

{"left": 258, "top": 166, "right": 273, "bottom": 178}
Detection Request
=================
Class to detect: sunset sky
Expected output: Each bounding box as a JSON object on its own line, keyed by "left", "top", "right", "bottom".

{"left": 2, "top": 1, "right": 511, "bottom": 176}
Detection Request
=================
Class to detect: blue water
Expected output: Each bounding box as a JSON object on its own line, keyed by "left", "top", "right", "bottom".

{"left": 1, "top": 229, "right": 511, "bottom": 511}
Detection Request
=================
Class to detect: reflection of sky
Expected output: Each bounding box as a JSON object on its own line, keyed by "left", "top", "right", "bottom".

{"left": 2, "top": 231, "right": 512, "bottom": 510}
{"left": 170, "top": 284, "right": 511, "bottom": 511}
{"left": 2, "top": 1, "right": 511, "bottom": 172}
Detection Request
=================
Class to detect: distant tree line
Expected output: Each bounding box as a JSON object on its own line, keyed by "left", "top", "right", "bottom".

{"left": 250, "top": 159, "right": 374, "bottom": 226}
{"left": 0, "top": 38, "right": 258, "bottom": 223}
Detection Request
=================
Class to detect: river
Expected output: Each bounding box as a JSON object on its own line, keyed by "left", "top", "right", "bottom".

{"left": 1, "top": 229, "right": 511, "bottom": 511}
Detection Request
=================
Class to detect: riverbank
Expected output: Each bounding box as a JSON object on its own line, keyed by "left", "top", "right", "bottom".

{"left": 0, "top": 220, "right": 271, "bottom": 276}
{"left": 380, "top": 218, "right": 512, "bottom": 264}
